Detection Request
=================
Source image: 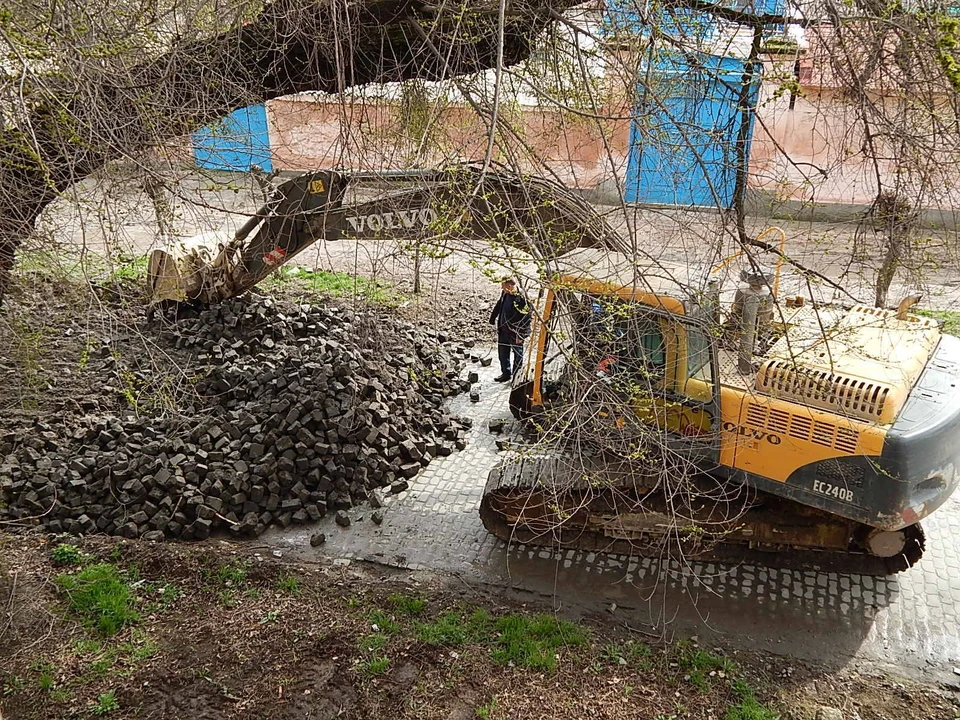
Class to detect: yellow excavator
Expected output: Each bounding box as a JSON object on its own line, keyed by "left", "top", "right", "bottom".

{"left": 147, "top": 165, "right": 960, "bottom": 574}
{"left": 481, "top": 246, "right": 960, "bottom": 574}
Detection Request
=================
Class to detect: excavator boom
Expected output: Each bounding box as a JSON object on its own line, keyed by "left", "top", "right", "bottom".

{"left": 147, "top": 164, "right": 622, "bottom": 306}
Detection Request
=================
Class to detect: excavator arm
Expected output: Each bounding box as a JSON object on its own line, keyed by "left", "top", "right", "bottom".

{"left": 147, "top": 164, "right": 622, "bottom": 306}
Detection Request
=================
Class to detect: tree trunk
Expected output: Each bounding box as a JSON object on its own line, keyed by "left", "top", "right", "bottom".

{"left": 0, "top": 0, "right": 569, "bottom": 304}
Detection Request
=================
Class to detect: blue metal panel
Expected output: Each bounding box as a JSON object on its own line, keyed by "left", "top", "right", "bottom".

{"left": 625, "top": 51, "right": 761, "bottom": 209}
{"left": 603, "top": 0, "right": 717, "bottom": 42}
{"left": 193, "top": 105, "right": 273, "bottom": 173}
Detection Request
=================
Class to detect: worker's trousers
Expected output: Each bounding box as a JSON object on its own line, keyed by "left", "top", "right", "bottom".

{"left": 497, "top": 340, "right": 524, "bottom": 379}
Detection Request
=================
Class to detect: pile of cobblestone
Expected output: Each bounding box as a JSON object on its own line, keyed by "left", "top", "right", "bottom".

{"left": 0, "top": 296, "right": 470, "bottom": 540}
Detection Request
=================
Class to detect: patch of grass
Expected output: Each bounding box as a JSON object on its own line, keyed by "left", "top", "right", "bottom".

{"left": 917, "top": 308, "right": 960, "bottom": 335}
{"left": 416, "top": 609, "right": 491, "bottom": 647}
{"left": 72, "top": 638, "right": 103, "bottom": 655}
{"left": 155, "top": 582, "right": 182, "bottom": 608}
{"left": 268, "top": 267, "right": 402, "bottom": 306}
{"left": 387, "top": 592, "right": 427, "bottom": 616}
{"left": 219, "top": 589, "right": 238, "bottom": 608}
{"left": 38, "top": 672, "right": 55, "bottom": 691}
{"left": 359, "top": 633, "right": 389, "bottom": 653}
{"left": 30, "top": 660, "right": 56, "bottom": 691}
{"left": 260, "top": 610, "right": 281, "bottom": 624}
{"left": 491, "top": 614, "right": 588, "bottom": 672}
{"left": 361, "top": 655, "right": 390, "bottom": 677}
{"left": 106, "top": 254, "right": 149, "bottom": 282}
{"left": 726, "top": 680, "right": 780, "bottom": 720}
{"left": 276, "top": 575, "right": 301, "bottom": 595}
{"left": 51, "top": 543, "right": 86, "bottom": 567}
{"left": 476, "top": 698, "right": 497, "bottom": 719}
{"left": 624, "top": 640, "right": 653, "bottom": 668}
{"left": 55, "top": 564, "right": 140, "bottom": 635}
{"left": 674, "top": 643, "right": 735, "bottom": 693}
{"left": 91, "top": 690, "right": 120, "bottom": 715}
{"left": 677, "top": 643, "right": 735, "bottom": 674}
{"left": 120, "top": 633, "right": 160, "bottom": 664}
{"left": 216, "top": 561, "right": 248, "bottom": 586}
{"left": 369, "top": 609, "right": 400, "bottom": 635}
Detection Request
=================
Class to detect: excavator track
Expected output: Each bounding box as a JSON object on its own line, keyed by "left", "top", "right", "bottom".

{"left": 480, "top": 456, "right": 925, "bottom": 576}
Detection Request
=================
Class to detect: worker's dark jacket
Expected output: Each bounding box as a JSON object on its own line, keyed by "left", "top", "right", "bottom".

{"left": 490, "top": 292, "right": 532, "bottom": 345}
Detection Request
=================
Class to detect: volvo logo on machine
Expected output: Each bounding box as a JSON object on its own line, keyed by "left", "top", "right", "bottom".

{"left": 345, "top": 207, "right": 438, "bottom": 233}
{"left": 721, "top": 422, "right": 782, "bottom": 445}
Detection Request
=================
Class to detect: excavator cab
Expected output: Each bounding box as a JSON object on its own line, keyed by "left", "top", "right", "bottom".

{"left": 512, "top": 248, "right": 722, "bottom": 468}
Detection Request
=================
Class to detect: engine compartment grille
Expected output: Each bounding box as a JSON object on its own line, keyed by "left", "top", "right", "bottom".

{"left": 755, "top": 359, "right": 892, "bottom": 424}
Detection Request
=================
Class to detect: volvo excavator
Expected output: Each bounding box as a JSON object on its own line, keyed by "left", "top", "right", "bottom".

{"left": 148, "top": 165, "right": 960, "bottom": 575}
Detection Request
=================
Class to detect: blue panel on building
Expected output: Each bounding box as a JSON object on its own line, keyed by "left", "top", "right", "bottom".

{"left": 625, "top": 51, "right": 761, "bottom": 209}
{"left": 604, "top": 0, "right": 785, "bottom": 33}
{"left": 193, "top": 105, "right": 273, "bottom": 173}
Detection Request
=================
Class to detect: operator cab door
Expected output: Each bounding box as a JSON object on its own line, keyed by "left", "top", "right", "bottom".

{"left": 577, "top": 294, "right": 722, "bottom": 467}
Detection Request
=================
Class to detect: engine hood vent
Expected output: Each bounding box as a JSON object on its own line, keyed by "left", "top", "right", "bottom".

{"left": 756, "top": 359, "right": 894, "bottom": 423}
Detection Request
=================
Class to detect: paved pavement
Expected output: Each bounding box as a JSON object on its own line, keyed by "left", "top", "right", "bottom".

{"left": 263, "top": 348, "right": 960, "bottom": 684}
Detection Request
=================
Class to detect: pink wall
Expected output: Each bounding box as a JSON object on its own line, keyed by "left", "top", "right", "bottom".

{"left": 266, "top": 95, "right": 632, "bottom": 194}
{"left": 254, "top": 48, "right": 959, "bottom": 212}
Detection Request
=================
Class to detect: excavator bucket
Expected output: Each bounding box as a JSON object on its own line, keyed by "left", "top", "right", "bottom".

{"left": 146, "top": 232, "right": 232, "bottom": 306}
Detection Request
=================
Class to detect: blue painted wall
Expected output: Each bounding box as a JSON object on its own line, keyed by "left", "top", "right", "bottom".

{"left": 625, "top": 52, "right": 761, "bottom": 208}
{"left": 193, "top": 105, "right": 273, "bottom": 173}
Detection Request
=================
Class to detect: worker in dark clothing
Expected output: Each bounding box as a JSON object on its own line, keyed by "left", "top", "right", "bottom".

{"left": 489, "top": 278, "right": 532, "bottom": 382}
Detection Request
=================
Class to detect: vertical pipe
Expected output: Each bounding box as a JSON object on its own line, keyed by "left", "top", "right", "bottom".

{"left": 739, "top": 292, "right": 760, "bottom": 374}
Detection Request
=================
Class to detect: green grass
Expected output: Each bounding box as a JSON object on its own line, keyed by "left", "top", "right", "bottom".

{"left": 55, "top": 564, "right": 139, "bottom": 635}
{"left": 361, "top": 655, "right": 390, "bottom": 677}
{"left": 106, "top": 255, "right": 149, "bottom": 283}
{"left": 369, "top": 609, "right": 400, "bottom": 635}
{"left": 676, "top": 643, "right": 736, "bottom": 692}
{"left": 917, "top": 309, "right": 960, "bottom": 335}
{"left": 50, "top": 543, "right": 86, "bottom": 567}
{"left": 415, "top": 609, "right": 586, "bottom": 670}
{"left": 154, "top": 582, "right": 183, "bottom": 608}
{"left": 359, "top": 633, "right": 389, "bottom": 653}
{"left": 387, "top": 593, "right": 427, "bottom": 616}
{"left": 91, "top": 690, "right": 120, "bottom": 715}
{"left": 38, "top": 672, "right": 55, "bottom": 691}
{"left": 267, "top": 267, "right": 401, "bottom": 306}
{"left": 476, "top": 698, "right": 497, "bottom": 718}
{"left": 725, "top": 680, "right": 780, "bottom": 720}
{"left": 490, "top": 614, "right": 588, "bottom": 672}
{"left": 416, "top": 609, "right": 491, "bottom": 647}
{"left": 276, "top": 576, "right": 301, "bottom": 595}
{"left": 216, "top": 562, "right": 248, "bottom": 585}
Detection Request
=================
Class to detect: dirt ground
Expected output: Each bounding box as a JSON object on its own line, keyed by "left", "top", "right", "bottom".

{"left": 0, "top": 531, "right": 957, "bottom": 720}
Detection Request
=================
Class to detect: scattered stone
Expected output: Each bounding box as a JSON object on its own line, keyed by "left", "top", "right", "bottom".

{"left": 310, "top": 532, "right": 326, "bottom": 547}
{"left": 390, "top": 480, "right": 409, "bottom": 495}
{"left": 334, "top": 511, "right": 351, "bottom": 528}
{"left": 470, "top": 389, "right": 480, "bottom": 403}
{"left": 479, "top": 357, "right": 493, "bottom": 367}
{"left": 467, "top": 371, "right": 479, "bottom": 384}
{"left": 371, "top": 510, "right": 384, "bottom": 525}
{"left": 815, "top": 708, "right": 844, "bottom": 720}
{"left": 488, "top": 419, "right": 505, "bottom": 434}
